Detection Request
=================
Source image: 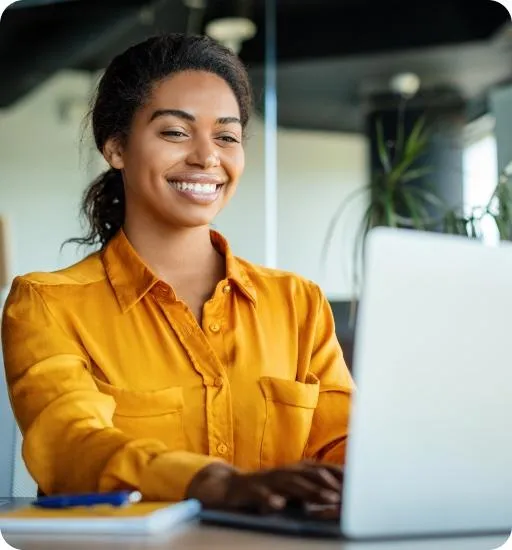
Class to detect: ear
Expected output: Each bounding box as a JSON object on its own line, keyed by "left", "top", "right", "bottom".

{"left": 102, "top": 137, "right": 125, "bottom": 170}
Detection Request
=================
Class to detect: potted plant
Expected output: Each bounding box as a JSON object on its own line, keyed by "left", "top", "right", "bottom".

{"left": 322, "top": 113, "right": 512, "bottom": 324}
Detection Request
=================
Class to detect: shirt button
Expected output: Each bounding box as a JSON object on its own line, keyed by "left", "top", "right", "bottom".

{"left": 209, "top": 322, "right": 221, "bottom": 333}
{"left": 223, "top": 285, "right": 232, "bottom": 294}
{"left": 217, "top": 443, "right": 228, "bottom": 455}
{"left": 214, "top": 377, "right": 224, "bottom": 387}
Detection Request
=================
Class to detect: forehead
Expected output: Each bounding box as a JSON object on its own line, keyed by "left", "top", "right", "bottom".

{"left": 145, "top": 70, "right": 240, "bottom": 117}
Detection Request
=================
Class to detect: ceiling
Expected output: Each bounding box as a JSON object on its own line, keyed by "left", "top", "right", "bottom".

{"left": 1, "top": 0, "right": 511, "bottom": 132}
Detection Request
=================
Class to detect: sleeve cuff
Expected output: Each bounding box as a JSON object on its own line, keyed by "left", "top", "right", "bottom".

{"left": 140, "top": 451, "right": 224, "bottom": 501}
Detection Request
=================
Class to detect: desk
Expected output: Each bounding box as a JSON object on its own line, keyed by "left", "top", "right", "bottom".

{"left": 3, "top": 523, "right": 509, "bottom": 550}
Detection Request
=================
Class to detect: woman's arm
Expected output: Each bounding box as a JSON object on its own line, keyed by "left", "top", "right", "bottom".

{"left": 303, "top": 283, "right": 354, "bottom": 464}
{"left": 2, "top": 276, "right": 221, "bottom": 500}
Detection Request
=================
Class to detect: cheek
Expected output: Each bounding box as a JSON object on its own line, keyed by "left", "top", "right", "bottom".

{"left": 228, "top": 148, "right": 245, "bottom": 180}
{"left": 125, "top": 134, "right": 180, "bottom": 171}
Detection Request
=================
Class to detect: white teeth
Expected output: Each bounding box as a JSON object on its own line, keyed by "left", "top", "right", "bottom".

{"left": 169, "top": 181, "right": 218, "bottom": 194}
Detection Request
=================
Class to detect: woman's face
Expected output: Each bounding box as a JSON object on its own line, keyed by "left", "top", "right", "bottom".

{"left": 105, "top": 70, "right": 245, "bottom": 230}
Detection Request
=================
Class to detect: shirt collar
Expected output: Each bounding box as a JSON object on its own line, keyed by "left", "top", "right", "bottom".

{"left": 102, "top": 229, "right": 256, "bottom": 313}
{"left": 210, "top": 230, "right": 257, "bottom": 304}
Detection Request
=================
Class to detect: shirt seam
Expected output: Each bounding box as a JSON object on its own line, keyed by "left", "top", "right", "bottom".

{"left": 236, "top": 258, "right": 316, "bottom": 285}
{"left": 19, "top": 278, "right": 92, "bottom": 361}
{"left": 24, "top": 276, "right": 107, "bottom": 289}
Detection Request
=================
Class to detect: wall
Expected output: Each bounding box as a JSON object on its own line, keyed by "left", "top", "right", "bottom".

{"left": 0, "top": 70, "right": 368, "bottom": 495}
{"left": 0, "top": 72, "right": 96, "bottom": 278}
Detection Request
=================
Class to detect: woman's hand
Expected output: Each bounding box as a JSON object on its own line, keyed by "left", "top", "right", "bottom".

{"left": 186, "top": 461, "right": 343, "bottom": 513}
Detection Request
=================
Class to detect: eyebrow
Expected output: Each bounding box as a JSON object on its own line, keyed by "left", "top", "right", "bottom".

{"left": 149, "top": 109, "right": 241, "bottom": 126}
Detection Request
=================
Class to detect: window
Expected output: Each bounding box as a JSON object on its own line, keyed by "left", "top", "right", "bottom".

{"left": 463, "top": 116, "right": 499, "bottom": 245}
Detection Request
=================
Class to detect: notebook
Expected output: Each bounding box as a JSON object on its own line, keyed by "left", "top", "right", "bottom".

{"left": 0, "top": 499, "right": 201, "bottom": 535}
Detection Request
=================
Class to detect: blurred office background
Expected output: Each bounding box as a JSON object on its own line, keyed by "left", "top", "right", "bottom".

{"left": 0, "top": 0, "right": 511, "bottom": 497}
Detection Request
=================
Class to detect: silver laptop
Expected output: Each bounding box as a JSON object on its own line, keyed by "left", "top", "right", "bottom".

{"left": 201, "top": 227, "right": 512, "bottom": 539}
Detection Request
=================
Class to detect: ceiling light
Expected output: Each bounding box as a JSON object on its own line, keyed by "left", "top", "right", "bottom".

{"left": 390, "top": 73, "right": 421, "bottom": 99}
{"left": 205, "top": 17, "right": 257, "bottom": 54}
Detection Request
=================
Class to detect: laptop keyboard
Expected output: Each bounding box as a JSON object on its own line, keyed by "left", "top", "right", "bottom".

{"left": 282, "top": 501, "right": 340, "bottom": 522}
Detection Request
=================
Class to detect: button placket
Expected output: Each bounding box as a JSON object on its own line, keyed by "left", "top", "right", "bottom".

{"left": 205, "top": 379, "right": 233, "bottom": 461}
{"left": 201, "top": 283, "right": 233, "bottom": 460}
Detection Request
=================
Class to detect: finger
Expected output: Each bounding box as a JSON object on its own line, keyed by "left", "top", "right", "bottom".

{"left": 227, "top": 477, "right": 287, "bottom": 512}
{"left": 302, "top": 465, "right": 342, "bottom": 492}
{"left": 252, "top": 485, "right": 287, "bottom": 514}
{"left": 289, "top": 462, "right": 342, "bottom": 492}
{"left": 270, "top": 473, "right": 340, "bottom": 504}
{"left": 317, "top": 463, "right": 344, "bottom": 481}
{"left": 300, "top": 460, "right": 344, "bottom": 481}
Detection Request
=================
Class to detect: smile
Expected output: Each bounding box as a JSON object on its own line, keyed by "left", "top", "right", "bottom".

{"left": 168, "top": 181, "right": 222, "bottom": 195}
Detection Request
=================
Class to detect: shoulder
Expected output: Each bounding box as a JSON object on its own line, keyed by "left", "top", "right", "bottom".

{"left": 7, "top": 252, "right": 105, "bottom": 301}
{"left": 236, "top": 256, "right": 323, "bottom": 303}
{"left": 3, "top": 253, "right": 106, "bottom": 326}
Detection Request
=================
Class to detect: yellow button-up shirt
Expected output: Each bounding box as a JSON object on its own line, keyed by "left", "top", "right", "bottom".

{"left": 2, "top": 230, "right": 353, "bottom": 501}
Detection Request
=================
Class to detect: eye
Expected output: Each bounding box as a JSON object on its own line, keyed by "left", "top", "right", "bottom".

{"left": 217, "top": 135, "right": 240, "bottom": 144}
{"left": 161, "top": 130, "right": 188, "bottom": 138}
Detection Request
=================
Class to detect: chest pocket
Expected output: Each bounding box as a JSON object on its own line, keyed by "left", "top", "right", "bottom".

{"left": 259, "top": 373, "right": 320, "bottom": 468}
{"left": 93, "top": 377, "right": 185, "bottom": 452}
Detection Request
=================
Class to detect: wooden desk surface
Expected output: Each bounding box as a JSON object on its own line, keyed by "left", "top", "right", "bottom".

{"left": 3, "top": 523, "right": 509, "bottom": 550}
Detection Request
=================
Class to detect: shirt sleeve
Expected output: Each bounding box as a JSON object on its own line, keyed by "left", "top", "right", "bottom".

{"left": 1, "top": 276, "right": 221, "bottom": 500}
{"left": 303, "top": 283, "right": 354, "bottom": 465}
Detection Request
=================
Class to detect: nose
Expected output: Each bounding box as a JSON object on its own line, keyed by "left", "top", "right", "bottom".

{"left": 186, "top": 137, "right": 220, "bottom": 169}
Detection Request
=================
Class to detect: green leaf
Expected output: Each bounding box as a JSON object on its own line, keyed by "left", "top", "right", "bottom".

{"left": 399, "top": 167, "right": 433, "bottom": 184}
{"left": 376, "top": 119, "right": 391, "bottom": 174}
{"left": 489, "top": 181, "right": 512, "bottom": 240}
{"left": 404, "top": 116, "right": 429, "bottom": 158}
{"left": 383, "top": 191, "right": 397, "bottom": 227}
{"left": 352, "top": 202, "right": 375, "bottom": 296}
{"left": 468, "top": 216, "right": 479, "bottom": 239}
{"left": 495, "top": 216, "right": 508, "bottom": 240}
{"left": 443, "top": 210, "right": 468, "bottom": 235}
{"left": 456, "top": 216, "right": 469, "bottom": 236}
{"left": 320, "top": 186, "right": 368, "bottom": 271}
{"left": 387, "top": 150, "right": 429, "bottom": 188}
{"left": 407, "top": 186, "right": 447, "bottom": 210}
{"left": 402, "top": 189, "right": 426, "bottom": 230}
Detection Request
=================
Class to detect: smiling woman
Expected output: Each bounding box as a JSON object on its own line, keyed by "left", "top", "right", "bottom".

{"left": 1, "top": 34, "right": 353, "bottom": 512}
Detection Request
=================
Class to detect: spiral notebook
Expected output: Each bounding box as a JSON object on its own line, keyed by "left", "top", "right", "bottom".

{"left": 0, "top": 499, "right": 201, "bottom": 535}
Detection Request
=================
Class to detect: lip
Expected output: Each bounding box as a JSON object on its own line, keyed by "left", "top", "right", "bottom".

{"left": 165, "top": 173, "right": 227, "bottom": 185}
{"left": 169, "top": 181, "right": 223, "bottom": 205}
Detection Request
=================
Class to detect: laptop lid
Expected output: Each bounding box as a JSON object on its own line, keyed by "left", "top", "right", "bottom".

{"left": 341, "top": 228, "right": 512, "bottom": 539}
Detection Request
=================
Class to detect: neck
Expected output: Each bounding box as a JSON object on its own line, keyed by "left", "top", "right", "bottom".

{"left": 122, "top": 218, "right": 221, "bottom": 281}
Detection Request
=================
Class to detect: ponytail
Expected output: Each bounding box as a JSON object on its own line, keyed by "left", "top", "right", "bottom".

{"left": 64, "top": 168, "right": 125, "bottom": 250}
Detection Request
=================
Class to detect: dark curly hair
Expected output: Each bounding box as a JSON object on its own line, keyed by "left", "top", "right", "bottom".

{"left": 68, "top": 33, "right": 252, "bottom": 249}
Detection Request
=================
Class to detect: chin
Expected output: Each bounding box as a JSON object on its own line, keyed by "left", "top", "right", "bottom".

{"left": 157, "top": 198, "right": 226, "bottom": 229}
{"left": 168, "top": 213, "right": 218, "bottom": 229}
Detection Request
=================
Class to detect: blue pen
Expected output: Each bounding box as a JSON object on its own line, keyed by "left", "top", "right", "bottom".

{"left": 32, "top": 490, "right": 142, "bottom": 509}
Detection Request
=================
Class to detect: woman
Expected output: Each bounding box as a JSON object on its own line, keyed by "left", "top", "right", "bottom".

{"left": 2, "top": 34, "right": 353, "bottom": 511}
